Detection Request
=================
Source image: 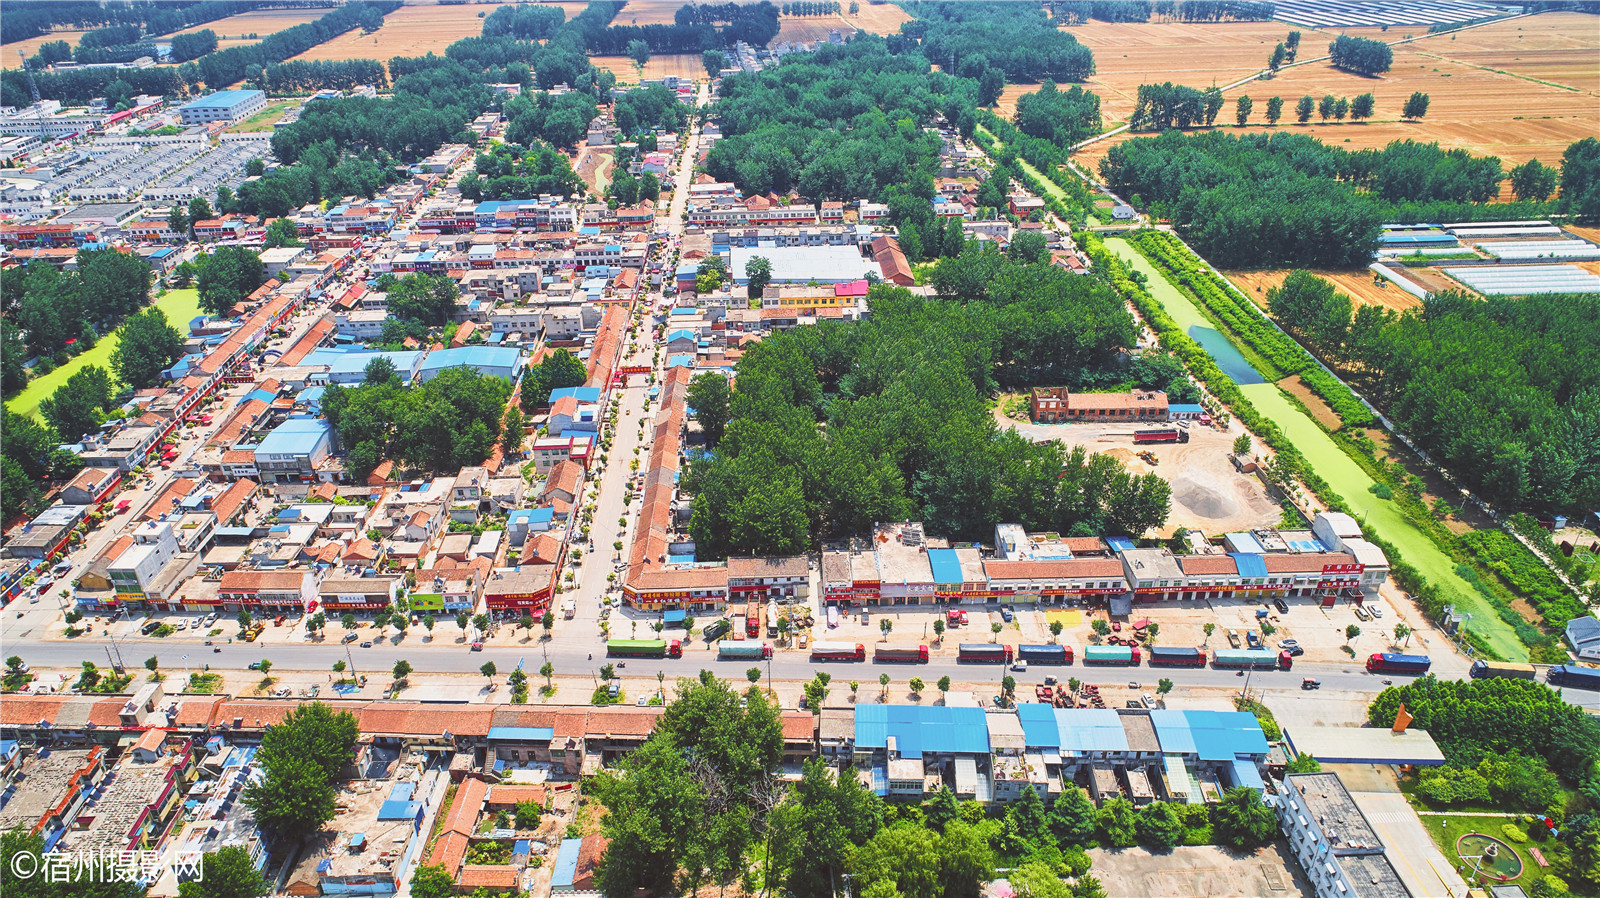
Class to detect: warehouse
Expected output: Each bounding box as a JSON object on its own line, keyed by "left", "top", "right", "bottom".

{"left": 727, "top": 245, "right": 880, "bottom": 285}
{"left": 177, "top": 90, "right": 268, "bottom": 125}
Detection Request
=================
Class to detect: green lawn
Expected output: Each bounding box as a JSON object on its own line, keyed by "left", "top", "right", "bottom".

{"left": 1419, "top": 814, "right": 1548, "bottom": 890}
{"left": 7, "top": 288, "right": 204, "bottom": 422}
{"left": 1102, "top": 238, "right": 1526, "bottom": 660}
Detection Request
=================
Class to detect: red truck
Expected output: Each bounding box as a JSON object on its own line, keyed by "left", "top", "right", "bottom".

{"left": 875, "top": 645, "right": 930, "bottom": 663}
{"left": 1134, "top": 428, "right": 1190, "bottom": 444}
{"left": 811, "top": 641, "right": 866, "bottom": 662}
{"left": 745, "top": 598, "right": 763, "bottom": 638}
{"left": 946, "top": 608, "right": 968, "bottom": 627}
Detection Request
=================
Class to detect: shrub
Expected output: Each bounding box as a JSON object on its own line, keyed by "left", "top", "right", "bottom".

{"left": 1503, "top": 824, "right": 1530, "bottom": 844}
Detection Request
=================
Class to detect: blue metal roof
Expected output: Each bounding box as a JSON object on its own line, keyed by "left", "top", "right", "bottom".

{"left": 1229, "top": 757, "right": 1265, "bottom": 792}
{"left": 667, "top": 329, "right": 697, "bottom": 342}
{"left": 255, "top": 416, "right": 331, "bottom": 457}
{"left": 927, "top": 548, "right": 963, "bottom": 585}
{"left": 419, "top": 345, "right": 521, "bottom": 373}
{"left": 1230, "top": 553, "right": 1268, "bottom": 579}
{"left": 552, "top": 838, "right": 583, "bottom": 889}
{"left": 1105, "top": 536, "right": 1137, "bottom": 553}
{"left": 1149, "top": 710, "right": 1196, "bottom": 754}
{"left": 1057, "top": 709, "right": 1129, "bottom": 755}
{"left": 1016, "top": 704, "right": 1060, "bottom": 749}
{"left": 1151, "top": 710, "right": 1268, "bottom": 760}
{"left": 667, "top": 354, "right": 695, "bottom": 368}
{"left": 1168, "top": 403, "right": 1204, "bottom": 414}
{"left": 549, "top": 386, "right": 601, "bottom": 404}
{"left": 487, "top": 726, "right": 556, "bottom": 741}
{"left": 182, "top": 89, "right": 264, "bottom": 109}
{"left": 1225, "top": 532, "right": 1267, "bottom": 554}
{"left": 854, "top": 705, "right": 989, "bottom": 759}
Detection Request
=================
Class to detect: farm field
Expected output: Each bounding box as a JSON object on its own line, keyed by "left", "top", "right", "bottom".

{"left": 225, "top": 98, "right": 298, "bottom": 133}
{"left": 171, "top": 8, "right": 329, "bottom": 50}
{"left": 773, "top": 16, "right": 852, "bottom": 44}
{"left": 840, "top": 2, "right": 914, "bottom": 35}
{"left": 1225, "top": 269, "right": 1425, "bottom": 314}
{"left": 6, "top": 289, "right": 204, "bottom": 423}
{"left": 1065, "top": 11, "right": 1598, "bottom": 175}
{"left": 291, "top": 3, "right": 485, "bottom": 62}
{"left": 592, "top": 54, "right": 704, "bottom": 84}
{"left": 2, "top": 30, "right": 96, "bottom": 60}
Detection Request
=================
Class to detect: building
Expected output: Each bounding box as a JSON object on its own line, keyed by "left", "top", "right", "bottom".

{"left": 1565, "top": 615, "right": 1600, "bottom": 662}
{"left": 1277, "top": 772, "right": 1411, "bottom": 898}
{"left": 60, "top": 467, "right": 122, "bottom": 506}
{"left": 727, "top": 245, "right": 881, "bottom": 285}
{"left": 1031, "top": 388, "right": 1169, "bottom": 423}
{"left": 0, "top": 746, "right": 107, "bottom": 845}
{"left": 177, "top": 90, "right": 268, "bottom": 125}
{"left": 416, "top": 346, "right": 524, "bottom": 383}
{"left": 727, "top": 556, "right": 810, "bottom": 602}
{"left": 252, "top": 416, "right": 333, "bottom": 482}
{"left": 65, "top": 732, "right": 194, "bottom": 858}
{"left": 216, "top": 570, "right": 316, "bottom": 612}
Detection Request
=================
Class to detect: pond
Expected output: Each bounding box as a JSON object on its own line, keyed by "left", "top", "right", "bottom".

{"left": 1455, "top": 833, "right": 1524, "bottom": 883}
{"left": 1188, "top": 325, "right": 1264, "bottom": 385}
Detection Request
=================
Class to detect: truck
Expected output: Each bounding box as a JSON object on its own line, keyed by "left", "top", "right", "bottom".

{"left": 718, "top": 641, "right": 773, "bottom": 660}
{"left": 703, "top": 619, "right": 732, "bottom": 642}
{"left": 1468, "top": 660, "right": 1536, "bottom": 680}
{"left": 1211, "top": 648, "right": 1292, "bottom": 670}
{"left": 560, "top": 597, "right": 577, "bottom": 620}
{"left": 1366, "top": 653, "right": 1431, "bottom": 674}
{"left": 746, "top": 599, "right": 762, "bottom": 638}
{"left": 1083, "top": 645, "right": 1142, "bottom": 666}
{"left": 875, "top": 644, "right": 930, "bottom": 663}
{"left": 607, "top": 638, "right": 683, "bottom": 659}
{"left": 957, "top": 643, "right": 1014, "bottom": 664}
{"left": 811, "top": 641, "right": 866, "bottom": 662}
{"left": 1017, "top": 644, "right": 1073, "bottom": 665}
{"left": 1148, "top": 646, "right": 1206, "bottom": 667}
{"left": 1546, "top": 664, "right": 1600, "bottom": 691}
{"left": 766, "top": 604, "right": 780, "bottom": 638}
{"left": 1134, "top": 428, "right": 1190, "bottom": 444}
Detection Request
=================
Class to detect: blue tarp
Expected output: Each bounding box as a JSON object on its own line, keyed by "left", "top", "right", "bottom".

{"left": 1230, "top": 553, "right": 1268, "bottom": 579}
{"left": 927, "top": 548, "right": 963, "bottom": 585}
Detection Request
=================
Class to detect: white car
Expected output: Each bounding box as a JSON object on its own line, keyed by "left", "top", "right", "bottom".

{"left": 1365, "top": 604, "right": 1384, "bottom": 619}
{"left": 173, "top": 620, "right": 188, "bottom": 631}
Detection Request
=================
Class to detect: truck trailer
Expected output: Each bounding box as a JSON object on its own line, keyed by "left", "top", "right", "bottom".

{"left": 1083, "top": 645, "right": 1142, "bottom": 665}
{"left": 1366, "top": 653, "right": 1431, "bottom": 674}
{"left": 718, "top": 641, "right": 773, "bottom": 660}
{"left": 1468, "top": 660, "right": 1536, "bottom": 680}
{"left": 875, "top": 645, "right": 930, "bottom": 663}
{"left": 957, "top": 643, "right": 1014, "bottom": 664}
{"left": 746, "top": 599, "right": 762, "bottom": 637}
{"left": 1134, "top": 428, "right": 1189, "bottom": 444}
{"left": 1148, "top": 646, "right": 1206, "bottom": 667}
{"left": 1547, "top": 664, "right": 1600, "bottom": 691}
{"left": 810, "top": 641, "right": 866, "bottom": 662}
{"left": 1017, "top": 644, "right": 1073, "bottom": 665}
{"left": 607, "top": 638, "right": 683, "bottom": 658}
{"left": 1211, "top": 648, "right": 1292, "bottom": 670}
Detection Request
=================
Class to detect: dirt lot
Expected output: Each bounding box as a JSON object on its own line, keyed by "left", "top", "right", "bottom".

{"left": 291, "top": 3, "right": 487, "bottom": 62}
{"left": 1225, "top": 269, "right": 1424, "bottom": 314}
{"left": 593, "top": 54, "right": 704, "bottom": 84}
{"left": 996, "top": 413, "right": 1282, "bottom": 537}
{"left": 1086, "top": 844, "right": 1311, "bottom": 898}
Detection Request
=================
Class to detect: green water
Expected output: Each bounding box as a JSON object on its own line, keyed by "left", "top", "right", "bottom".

{"left": 1102, "top": 239, "right": 1525, "bottom": 661}
{"left": 8, "top": 288, "right": 205, "bottom": 421}
{"left": 1105, "top": 238, "right": 1263, "bottom": 384}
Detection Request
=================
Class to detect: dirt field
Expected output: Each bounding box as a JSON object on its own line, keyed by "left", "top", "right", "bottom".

{"left": 593, "top": 54, "right": 704, "bottom": 84}
{"left": 173, "top": 8, "right": 329, "bottom": 49}
{"left": 841, "top": 3, "right": 913, "bottom": 36}
{"left": 291, "top": 4, "right": 486, "bottom": 62}
{"left": 616, "top": 1, "right": 688, "bottom": 26}
{"left": 1225, "top": 268, "right": 1424, "bottom": 314}
{"left": 997, "top": 413, "right": 1282, "bottom": 536}
{"left": 1067, "top": 12, "right": 1598, "bottom": 174}
{"left": 1064, "top": 20, "right": 1303, "bottom": 124}
{"left": 774, "top": 16, "right": 854, "bottom": 44}
{"left": 3, "top": 30, "right": 96, "bottom": 60}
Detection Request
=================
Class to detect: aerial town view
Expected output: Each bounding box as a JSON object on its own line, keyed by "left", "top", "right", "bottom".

{"left": 2, "top": 1, "right": 1599, "bottom": 897}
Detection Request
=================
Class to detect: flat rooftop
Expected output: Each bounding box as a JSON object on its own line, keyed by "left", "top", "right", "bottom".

{"left": 1283, "top": 725, "right": 1446, "bottom": 767}
{"left": 1339, "top": 853, "right": 1412, "bottom": 898}
{"left": 1287, "top": 772, "right": 1384, "bottom": 852}
{"left": 0, "top": 748, "right": 99, "bottom": 832}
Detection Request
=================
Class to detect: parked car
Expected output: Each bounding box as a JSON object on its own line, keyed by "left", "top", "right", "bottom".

{"left": 1365, "top": 603, "right": 1383, "bottom": 619}
{"left": 1000, "top": 606, "right": 1014, "bottom": 623}
{"left": 1245, "top": 630, "right": 1262, "bottom": 649}
{"left": 1280, "top": 641, "right": 1304, "bottom": 657}
{"left": 1273, "top": 597, "right": 1290, "bottom": 614}
{"left": 342, "top": 633, "right": 360, "bottom": 644}
{"left": 360, "top": 641, "right": 373, "bottom": 648}
{"left": 1353, "top": 605, "right": 1371, "bottom": 622}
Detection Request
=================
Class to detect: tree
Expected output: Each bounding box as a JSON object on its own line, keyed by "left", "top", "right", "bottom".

{"left": 196, "top": 246, "right": 267, "bottom": 317}
{"left": 1510, "top": 159, "right": 1557, "bottom": 202}
{"left": 1295, "top": 95, "right": 1314, "bottom": 123}
{"left": 1097, "top": 796, "right": 1138, "bottom": 847}
{"left": 1318, "top": 94, "right": 1337, "bottom": 123}
{"left": 3, "top": 827, "right": 145, "bottom": 898}
{"left": 541, "top": 611, "right": 555, "bottom": 637}
{"left": 1286, "top": 753, "right": 1322, "bottom": 773}
{"left": 703, "top": 49, "right": 725, "bottom": 77}
{"left": 747, "top": 667, "right": 762, "bottom": 684}
{"left": 1135, "top": 801, "right": 1185, "bottom": 851}
{"left": 1157, "top": 677, "right": 1174, "bottom": 696}
{"left": 392, "top": 659, "right": 412, "bottom": 682}
{"left": 1008, "top": 231, "right": 1048, "bottom": 265}
{"left": 263, "top": 217, "right": 304, "bottom": 249}
{"left": 1351, "top": 92, "right": 1375, "bottom": 121}
{"left": 111, "top": 307, "right": 184, "bottom": 389}
{"left": 540, "top": 660, "right": 554, "bottom": 688}
{"left": 188, "top": 196, "right": 214, "bottom": 226}
{"left": 1212, "top": 786, "right": 1279, "bottom": 850}
{"left": 410, "top": 865, "right": 457, "bottom": 898}
{"left": 168, "top": 204, "right": 189, "bottom": 239}
{"left": 627, "top": 39, "right": 651, "bottom": 67}
{"left": 933, "top": 617, "right": 947, "bottom": 641}
{"left": 1235, "top": 95, "right": 1253, "bottom": 127}
{"left": 1345, "top": 624, "right": 1361, "bottom": 644}
{"left": 1050, "top": 786, "right": 1097, "bottom": 846}
{"left": 481, "top": 661, "right": 497, "bottom": 681}
{"left": 909, "top": 676, "right": 925, "bottom": 697}
{"left": 179, "top": 846, "right": 269, "bottom": 898}
{"left": 1049, "top": 621, "right": 1064, "bottom": 642}
{"left": 1329, "top": 34, "right": 1393, "bottom": 75}
{"left": 686, "top": 373, "right": 732, "bottom": 445}
{"left": 880, "top": 618, "right": 893, "bottom": 641}
{"left": 1268, "top": 42, "right": 1286, "bottom": 71}
{"left": 879, "top": 672, "right": 891, "bottom": 697}
{"left": 1092, "top": 619, "right": 1111, "bottom": 638}
{"left": 501, "top": 405, "right": 525, "bottom": 455}
{"left": 244, "top": 702, "right": 358, "bottom": 841}
{"left": 40, "top": 365, "right": 114, "bottom": 443}
{"left": 1393, "top": 622, "right": 1413, "bottom": 647}
{"left": 745, "top": 255, "right": 773, "bottom": 299}
{"left": 1402, "top": 91, "right": 1430, "bottom": 120}
{"left": 1001, "top": 785, "right": 1051, "bottom": 853}
{"left": 1265, "top": 95, "right": 1283, "bottom": 125}
{"left": 1010, "top": 861, "right": 1073, "bottom": 898}
{"left": 520, "top": 348, "right": 587, "bottom": 409}
{"left": 1203, "top": 622, "right": 1216, "bottom": 644}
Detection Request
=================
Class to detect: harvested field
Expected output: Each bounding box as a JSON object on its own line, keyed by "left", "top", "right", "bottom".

{"left": 617, "top": 1, "right": 688, "bottom": 26}
{"left": 173, "top": 8, "right": 329, "bottom": 49}
{"left": 1408, "top": 266, "right": 1478, "bottom": 296}
{"left": 593, "top": 54, "right": 704, "bottom": 84}
{"left": 1225, "top": 268, "right": 1424, "bottom": 314}
{"left": 3, "top": 30, "right": 96, "bottom": 60}
{"left": 774, "top": 16, "right": 853, "bottom": 44}
{"left": 1063, "top": 20, "right": 1300, "bottom": 123}
{"left": 1279, "top": 374, "right": 1342, "bottom": 430}
{"left": 840, "top": 2, "right": 914, "bottom": 35}
{"left": 1067, "top": 12, "right": 1597, "bottom": 175}
{"left": 1566, "top": 225, "right": 1600, "bottom": 245}
{"left": 291, "top": 4, "right": 484, "bottom": 62}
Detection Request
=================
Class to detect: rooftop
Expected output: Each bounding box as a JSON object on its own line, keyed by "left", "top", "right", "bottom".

{"left": 181, "top": 89, "right": 265, "bottom": 109}
{"left": 0, "top": 747, "right": 101, "bottom": 832}
{"left": 854, "top": 705, "right": 989, "bottom": 759}
{"left": 1287, "top": 772, "right": 1385, "bottom": 852}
